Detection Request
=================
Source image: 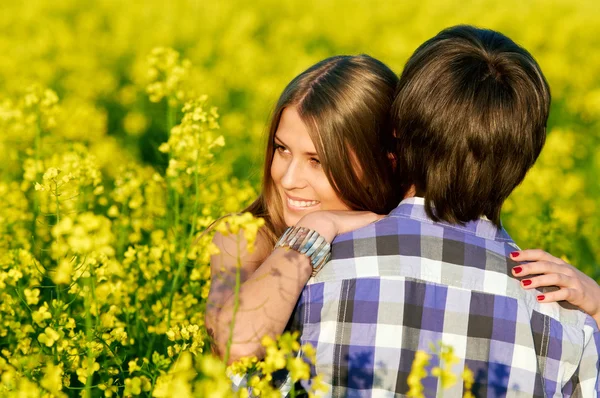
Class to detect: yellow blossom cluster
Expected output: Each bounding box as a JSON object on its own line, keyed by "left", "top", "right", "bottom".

{"left": 407, "top": 342, "right": 475, "bottom": 398}
{"left": 0, "top": 44, "right": 261, "bottom": 396}
{"left": 227, "top": 332, "right": 327, "bottom": 397}
{"left": 215, "top": 213, "right": 267, "bottom": 254}
{"left": 158, "top": 95, "right": 224, "bottom": 190}
{"left": 145, "top": 47, "right": 193, "bottom": 106}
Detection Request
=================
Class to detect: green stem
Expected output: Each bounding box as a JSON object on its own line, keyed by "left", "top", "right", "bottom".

{"left": 144, "top": 335, "right": 156, "bottom": 360}
{"left": 54, "top": 180, "right": 61, "bottom": 304}
{"left": 165, "top": 100, "right": 179, "bottom": 329}
{"left": 117, "top": 203, "right": 129, "bottom": 258}
{"left": 290, "top": 383, "right": 297, "bottom": 398}
{"left": 54, "top": 180, "right": 60, "bottom": 224}
{"left": 166, "top": 157, "right": 201, "bottom": 328}
{"left": 32, "top": 120, "right": 41, "bottom": 238}
{"left": 166, "top": 101, "right": 175, "bottom": 137}
{"left": 166, "top": 189, "right": 180, "bottom": 328}
{"left": 223, "top": 239, "right": 242, "bottom": 365}
{"left": 84, "top": 277, "right": 95, "bottom": 395}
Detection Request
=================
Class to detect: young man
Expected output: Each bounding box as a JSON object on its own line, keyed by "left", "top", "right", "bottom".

{"left": 291, "top": 25, "right": 600, "bottom": 396}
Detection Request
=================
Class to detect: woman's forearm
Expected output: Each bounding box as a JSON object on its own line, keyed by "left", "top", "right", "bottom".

{"left": 208, "top": 247, "right": 313, "bottom": 363}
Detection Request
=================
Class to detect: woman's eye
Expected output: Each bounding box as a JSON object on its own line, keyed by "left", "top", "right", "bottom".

{"left": 274, "top": 144, "right": 289, "bottom": 154}
{"left": 310, "top": 158, "right": 322, "bottom": 168}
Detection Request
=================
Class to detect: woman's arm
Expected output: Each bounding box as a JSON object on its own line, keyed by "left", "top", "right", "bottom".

{"left": 205, "top": 211, "right": 382, "bottom": 364}
{"left": 511, "top": 249, "right": 600, "bottom": 328}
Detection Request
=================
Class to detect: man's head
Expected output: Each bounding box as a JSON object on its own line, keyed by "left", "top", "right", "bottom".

{"left": 392, "top": 25, "right": 550, "bottom": 226}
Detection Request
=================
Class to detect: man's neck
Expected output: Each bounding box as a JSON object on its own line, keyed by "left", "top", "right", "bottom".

{"left": 403, "top": 185, "right": 417, "bottom": 199}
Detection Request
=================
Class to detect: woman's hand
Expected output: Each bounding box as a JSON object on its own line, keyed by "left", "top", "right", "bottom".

{"left": 295, "top": 210, "right": 385, "bottom": 243}
{"left": 511, "top": 249, "right": 600, "bottom": 328}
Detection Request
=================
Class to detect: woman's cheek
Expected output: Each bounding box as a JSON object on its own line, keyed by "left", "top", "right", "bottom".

{"left": 313, "top": 174, "right": 345, "bottom": 210}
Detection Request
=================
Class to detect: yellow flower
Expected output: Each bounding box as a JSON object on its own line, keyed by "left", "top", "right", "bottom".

{"left": 123, "top": 111, "right": 148, "bottom": 136}
{"left": 129, "top": 359, "right": 141, "bottom": 374}
{"left": 307, "top": 374, "right": 329, "bottom": 397}
{"left": 260, "top": 334, "right": 276, "bottom": 349}
{"left": 431, "top": 366, "right": 458, "bottom": 389}
{"left": 228, "top": 355, "right": 258, "bottom": 375}
{"left": 287, "top": 357, "right": 310, "bottom": 382}
{"left": 76, "top": 360, "right": 100, "bottom": 384}
{"left": 38, "top": 327, "right": 61, "bottom": 347}
{"left": 99, "top": 378, "right": 119, "bottom": 397}
{"left": 52, "top": 258, "right": 73, "bottom": 285}
{"left": 32, "top": 303, "right": 52, "bottom": 327}
{"left": 278, "top": 331, "right": 301, "bottom": 353}
{"left": 40, "top": 363, "right": 63, "bottom": 395}
{"left": 462, "top": 366, "right": 475, "bottom": 397}
{"left": 406, "top": 351, "right": 429, "bottom": 398}
{"left": 301, "top": 343, "right": 317, "bottom": 364}
{"left": 237, "top": 388, "right": 250, "bottom": 398}
{"left": 23, "top": 288, "right": 40, "bottom": 305}
{"left": 440, "top": 344, "right": 459, "bottom": 367}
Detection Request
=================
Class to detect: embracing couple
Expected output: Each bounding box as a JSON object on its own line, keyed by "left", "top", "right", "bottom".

{"left": 206, "top": 25, "right": 600, "bottom": 397}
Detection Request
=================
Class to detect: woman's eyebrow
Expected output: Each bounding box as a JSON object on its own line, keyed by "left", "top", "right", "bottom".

{"left": 273, "top": 135, "right": 286, "bottom": 146}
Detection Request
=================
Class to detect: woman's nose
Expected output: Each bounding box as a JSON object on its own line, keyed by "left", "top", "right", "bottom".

{"left": 280, "top": 160, "right": 305, "bottom": 190}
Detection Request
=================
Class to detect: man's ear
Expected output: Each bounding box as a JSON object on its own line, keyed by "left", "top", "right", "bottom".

{"left": 387, "top": 151, "right": 397, "bottom": 170}
{"left": 388, "top": 130, "right": 398, "bottom": 170}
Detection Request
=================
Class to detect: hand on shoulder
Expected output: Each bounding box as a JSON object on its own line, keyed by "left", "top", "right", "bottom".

{"left": 511, "top": 249, "right": 600, "bottom": 328}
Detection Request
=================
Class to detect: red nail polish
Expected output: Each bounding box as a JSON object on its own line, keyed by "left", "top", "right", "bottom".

{"left": 537, "top": 295, "right": 545, "bottom": 301}
{"left": 513, "top": 266, "right": 522, "bottom": 274}
{"left": 510, "top": 251, "right": 519, "bottom": 258}
{"left": 522, "top": 279, "right": 531, "bottom": 286}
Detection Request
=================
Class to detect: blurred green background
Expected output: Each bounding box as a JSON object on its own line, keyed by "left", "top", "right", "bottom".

{"left": 1, "top": 0, "right": 599, "bottom": 278}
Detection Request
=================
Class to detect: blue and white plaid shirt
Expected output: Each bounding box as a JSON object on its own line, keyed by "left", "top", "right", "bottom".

{"left": 289, "top": 197, "right": 600, "bottom": 397}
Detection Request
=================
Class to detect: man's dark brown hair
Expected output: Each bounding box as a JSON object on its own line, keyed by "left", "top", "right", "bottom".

{"left": 392, "top": 25, "right": 550, "bottom": 226}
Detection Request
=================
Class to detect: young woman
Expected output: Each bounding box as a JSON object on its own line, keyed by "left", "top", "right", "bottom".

{"left": 205, "top": 55, "right": 403, "bottom": 363}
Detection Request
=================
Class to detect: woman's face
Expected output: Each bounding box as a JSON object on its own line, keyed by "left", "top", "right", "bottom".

{"left": 270, "top": 106, "right": 351, "bottom": 227}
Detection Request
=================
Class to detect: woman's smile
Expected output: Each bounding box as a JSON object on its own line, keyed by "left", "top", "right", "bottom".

{"left": 285, "top": 194, "right": 321, "bottom": 210}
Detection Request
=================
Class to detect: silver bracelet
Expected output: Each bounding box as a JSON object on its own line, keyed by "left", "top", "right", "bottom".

{"left": 274, "top": 226, "right": 331, "bottom": 276}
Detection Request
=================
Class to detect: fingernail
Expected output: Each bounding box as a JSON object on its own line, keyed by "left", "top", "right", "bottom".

{"left": 510, "top": 251, "right": 519, "bottom": 258}
{"left": 537, "top": 295, "right": 545, "bottom": 301}
{"left": 522, "top": 279, "right": 532, "bottom": 286}
{"left": 513, "top": 266, "right": 522, "bottom": 274}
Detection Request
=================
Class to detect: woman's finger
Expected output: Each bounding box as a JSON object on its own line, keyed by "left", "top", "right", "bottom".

{"left": 511, "top": 260, "right": 572, "bottom": 277}
{"left": 519, "top": 273, "right": 574, "bottom": 290}
{"left": 510, "top": 249, "right": 563, "bottom": 264}
{"left": 535, "top": 288, "right": 580, "bottom": 306}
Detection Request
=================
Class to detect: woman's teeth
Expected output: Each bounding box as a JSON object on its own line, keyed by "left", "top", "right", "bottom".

{"left": 287, "top": 198, "right": 320, "bottom": 208}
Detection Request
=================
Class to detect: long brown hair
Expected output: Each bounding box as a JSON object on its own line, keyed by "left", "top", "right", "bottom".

{"left": 245, "top": 55, "right": 401, "bottom": 244}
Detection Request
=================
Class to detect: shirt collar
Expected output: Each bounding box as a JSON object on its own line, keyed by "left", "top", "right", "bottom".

{"left": 389, "top": 196, "right": 511, "bottom": 241}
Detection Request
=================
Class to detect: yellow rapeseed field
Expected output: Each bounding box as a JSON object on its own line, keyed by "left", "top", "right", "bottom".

{"left": 0, "top": 0, "right": 598, "bottom": 396}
